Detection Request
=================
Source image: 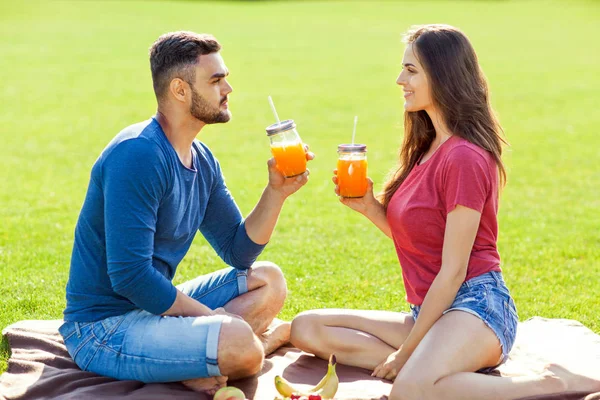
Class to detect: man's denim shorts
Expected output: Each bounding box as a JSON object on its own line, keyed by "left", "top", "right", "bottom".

{"left": 58, "top": 267, "right": 248, "bottom": 382}
{"left": 410, "top": 271, "right": 518, "bottom": 369}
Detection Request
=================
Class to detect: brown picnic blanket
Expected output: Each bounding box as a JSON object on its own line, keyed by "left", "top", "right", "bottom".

{"left": 0, "top": 317, "right": 599, "bottom": 400}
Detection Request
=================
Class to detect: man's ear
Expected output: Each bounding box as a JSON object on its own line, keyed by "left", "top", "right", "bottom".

{"left": 169, "top": 78, "right": 188, "bottom": 103}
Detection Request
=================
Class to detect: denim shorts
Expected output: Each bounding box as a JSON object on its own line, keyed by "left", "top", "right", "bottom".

{"left": 410, "top": 271, "right": 518, "bottom": 369}
{"left": 58, "top": 267, "right": 248, "bottom": 382}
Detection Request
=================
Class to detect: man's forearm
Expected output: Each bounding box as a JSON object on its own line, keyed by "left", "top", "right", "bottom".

{"left": 243, "top": 185, "right": 286, "bottom": 245}
{"left": 161, "top": 289, "right": 215, "bottom": 317}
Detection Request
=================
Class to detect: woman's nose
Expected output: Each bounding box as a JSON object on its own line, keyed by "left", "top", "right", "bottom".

{"left": 396, "top": 73, "right": 405, "bottom": 86}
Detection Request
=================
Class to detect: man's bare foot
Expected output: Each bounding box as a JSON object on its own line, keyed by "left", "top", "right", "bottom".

{"left": 182, "top": 375, "right": 228, "bottom": 395}
{"left": 261, "top": 318, "right": 291, "bottom": 356}
{"left": 544, "top": 363, "right": 600, "bottom": 392}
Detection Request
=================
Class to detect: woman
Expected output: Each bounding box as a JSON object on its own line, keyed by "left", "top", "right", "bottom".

{"left": 290, "top": 25, "right": 598, "bottom": 399}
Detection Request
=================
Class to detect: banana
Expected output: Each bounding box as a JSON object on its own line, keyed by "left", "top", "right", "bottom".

{"left": 274, "top": 354, "right": 339, "bottom": 399}
{"left": 307, "top": 354, "right": 334, "bottom": 392}
{"left": 313, "top": 354, "right": 338, "bottom": 399}
{"left": 274, "top": 374, "right": 300, "bottom": 398}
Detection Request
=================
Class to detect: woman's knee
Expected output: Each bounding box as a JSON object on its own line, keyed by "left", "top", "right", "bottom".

{"left": 290, "top": 311, "right": 324, "bottom": 352}
{"left": 390, "top": 366, "right": 435, "bottom": 400}
{"left": 390, "top": 373, "right": 429, "bottom": 400}
{"left": 217, "top": 318, "right": 264, "bottom": 377}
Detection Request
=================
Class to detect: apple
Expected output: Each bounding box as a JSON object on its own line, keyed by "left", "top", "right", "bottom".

{"left": 213, "top": 386, "right": 246, "bottom": 400}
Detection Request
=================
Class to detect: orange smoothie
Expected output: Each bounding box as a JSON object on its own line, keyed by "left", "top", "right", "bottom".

{"left": 271, "top": 142, "right": 307, "bottom": 177}
{"left": 337, "top": 158, "right": 368, "bottom": 197}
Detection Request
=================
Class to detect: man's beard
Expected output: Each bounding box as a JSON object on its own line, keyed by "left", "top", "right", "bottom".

{"left": 190, "top": 87, "right": 230, "bottom": 124}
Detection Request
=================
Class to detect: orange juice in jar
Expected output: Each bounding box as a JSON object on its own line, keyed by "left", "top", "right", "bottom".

{"left": 337, "top": 144, "right": 368, "bottom": 198}
{"left": 266, "top": 119, "right": 307, "bottom": 177}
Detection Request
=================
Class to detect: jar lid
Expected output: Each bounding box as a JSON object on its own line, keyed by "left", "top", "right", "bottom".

{"left": 266, "top": 119, "right": 296, "bottom": 136}
{"left": 337, "top": 144, "right": 367, "bottom": 152}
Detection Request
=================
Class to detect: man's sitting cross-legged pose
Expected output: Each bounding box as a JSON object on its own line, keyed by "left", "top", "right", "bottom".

{"left": 59, "top": 30, "right": 314, "bottom": 395}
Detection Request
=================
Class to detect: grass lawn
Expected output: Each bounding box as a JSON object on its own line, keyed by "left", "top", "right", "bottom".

{"left": 1, "top": 0, "right": 598, "bottom": 374}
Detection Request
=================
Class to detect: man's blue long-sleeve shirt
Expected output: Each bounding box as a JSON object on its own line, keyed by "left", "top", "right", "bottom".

{"left": 64, "top": 117, "right": 265, "bottom": 322}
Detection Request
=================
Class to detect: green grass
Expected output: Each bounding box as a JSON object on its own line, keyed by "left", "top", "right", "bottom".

{"left": 1, "top": 0, "right": 598, "bottom": 374}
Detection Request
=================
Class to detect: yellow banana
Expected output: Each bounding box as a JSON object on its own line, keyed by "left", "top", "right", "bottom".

{"left": 274, "top": 374, "right": 302, "bottom": 397}
{"left": 307, "top": 354, "right": 333, "bottom": 392}
{"left": 273, "top": 354, "right": 339, "bottom": 399}
{"left": 313, "top": 354, "right": 338, "bottom": 399}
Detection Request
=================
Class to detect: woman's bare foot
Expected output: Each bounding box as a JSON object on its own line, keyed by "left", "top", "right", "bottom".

{"left": 544, "top": 363, "right": 600, "bottom": 392}
{"left": 182, "top": 375, "right": 228, "bottom": 395}
{"left": 261, "top": 318, "right": 291, "bottom": 356}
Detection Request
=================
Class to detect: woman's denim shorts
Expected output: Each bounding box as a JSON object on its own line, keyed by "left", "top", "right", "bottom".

{"left": 410, "top": 271, "right": 518, "bottom": 369}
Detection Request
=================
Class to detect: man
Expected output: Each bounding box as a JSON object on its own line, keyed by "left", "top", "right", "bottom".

{"left": 59, "top": 31, "right": 314, "bottom": 394}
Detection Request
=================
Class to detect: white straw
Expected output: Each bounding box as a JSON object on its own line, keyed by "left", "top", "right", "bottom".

{"left": 268, "top": 95, "right": 281, "bottom": 124}
{"left": 351, "top": 115, "right": 358, "bottom": 145}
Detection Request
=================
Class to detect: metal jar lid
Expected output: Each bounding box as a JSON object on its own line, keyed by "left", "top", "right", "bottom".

{"left": 337, "top": 144, "right": 367, "bottom": 152}
{"left": 266, "top": 119, "right": 296, "bottom": 136}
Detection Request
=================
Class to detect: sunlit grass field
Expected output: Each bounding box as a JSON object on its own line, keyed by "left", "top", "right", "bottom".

{"left": 1, "top": 0, "right": 598, "bottom": 373}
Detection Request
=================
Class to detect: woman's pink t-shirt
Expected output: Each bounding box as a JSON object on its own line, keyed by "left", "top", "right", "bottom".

{"left": 387, "top": 135, "right": 501, "bottom": 305}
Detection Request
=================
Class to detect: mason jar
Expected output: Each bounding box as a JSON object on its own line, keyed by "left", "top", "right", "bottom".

{"left": 266, "top": 119, "right": 307, "bottom": 178}
{"left": 337, "top": 144, "right": 368, "bottom": 198}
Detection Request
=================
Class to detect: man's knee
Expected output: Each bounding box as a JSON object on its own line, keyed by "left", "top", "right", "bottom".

{"left": 217, "top": 318, "right": 264, "bottom": 378}
{"left": 251, "top": 261, "right": 287, "bottom": 301}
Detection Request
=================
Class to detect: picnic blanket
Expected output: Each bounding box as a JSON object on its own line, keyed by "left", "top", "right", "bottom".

{"left": 1, "top": 317, "right": 599, "bottom": 399}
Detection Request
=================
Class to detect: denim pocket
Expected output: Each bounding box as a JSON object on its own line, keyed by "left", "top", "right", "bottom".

{"left": 58, "top": 321, "right": 77, "bottom": 341}
{"left": 453, "top": 284, "right": 489, "bottom": 313}
{"left": 87, "top": 314, "right": 125, "bottom": 345}
{"left": 66, "top": 324, "right": 97, "bottom": 370}
{"left": 100, "top": 315, "right": 126, "bottom": 337}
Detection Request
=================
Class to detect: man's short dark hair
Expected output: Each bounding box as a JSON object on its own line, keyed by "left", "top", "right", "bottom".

{"left": 149, "top": 31, "right": 221, "bottom": 101}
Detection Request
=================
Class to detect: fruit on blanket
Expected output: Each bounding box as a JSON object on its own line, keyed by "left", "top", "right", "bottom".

{"left": 274, "top": 375, "right": 300, "bottom": 397}
{"left": 273, "top": 396, "right": 321, "bottom": 400}
{"left": 213, "top": 385, "right": 246, "bottom": 400}
{"left": 274, "top": 354, "right": 338, "bottom": 399}
{"left": 313, "top": 354, "right": 338, "bottom": 399}
{"left": 307, "top": 354, "right": 336, "bottom": 393}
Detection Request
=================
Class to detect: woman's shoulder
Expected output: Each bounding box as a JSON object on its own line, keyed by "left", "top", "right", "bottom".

{"left": 443, "top": 135, "right": 495, "bottom": 166}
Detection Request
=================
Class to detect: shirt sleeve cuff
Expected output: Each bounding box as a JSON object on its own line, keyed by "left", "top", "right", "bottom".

{"left": 154, "top": 283, "right": 178, "bottom": 315}
{"left": 232, "top": 220, "right": 266, "bottom": 269}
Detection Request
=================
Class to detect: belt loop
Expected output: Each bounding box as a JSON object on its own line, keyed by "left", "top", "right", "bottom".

{"left": 492, "top": 271, "right": 501, "bottom": 285}
{"left": 74, "top": 322, "right": 82, "bottom": 338}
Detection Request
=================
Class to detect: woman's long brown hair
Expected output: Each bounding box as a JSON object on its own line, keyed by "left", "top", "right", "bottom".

{"left": 381, "top": 25, "right": 508, "bottom": 209}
